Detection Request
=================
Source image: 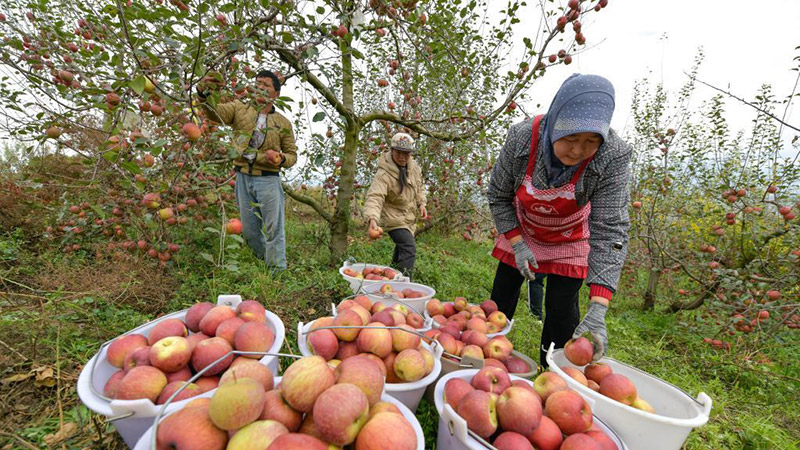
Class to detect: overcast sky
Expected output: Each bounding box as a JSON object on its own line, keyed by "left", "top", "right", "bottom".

{"left": 510, "top": 0, "right": 800, "bottom": 145}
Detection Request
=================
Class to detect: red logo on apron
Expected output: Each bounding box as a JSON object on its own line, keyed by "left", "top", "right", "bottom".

{"left": 492, "top": 115, "right": 593, "bottom": 279}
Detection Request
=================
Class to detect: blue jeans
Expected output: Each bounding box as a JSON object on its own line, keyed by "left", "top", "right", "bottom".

{"left": 235, "top": 173, "right": 286, "bottom": 268}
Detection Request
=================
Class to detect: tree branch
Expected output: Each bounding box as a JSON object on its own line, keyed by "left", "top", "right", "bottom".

{"left": 282, "top": 183, "right": 333, "bottom": 224}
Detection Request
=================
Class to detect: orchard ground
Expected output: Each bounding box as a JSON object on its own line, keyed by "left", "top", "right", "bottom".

{"left": 0, "top": 202, "right": 798, "bottom": 449}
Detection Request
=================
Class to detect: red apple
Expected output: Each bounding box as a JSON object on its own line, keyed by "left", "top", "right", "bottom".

{"left": 123, "top": 346, "right": 151, "bottom": 372}
{"left": 199, "top": 306, "right": 236, "bottom": 336}
{"left": 234, "top": 321, "right": 275, "bottom": 358}
{"left": 391, "top": 324, "right": 421, "bottom": 352}
{"left": 215, "top": 317, "right": 245, "bottom": 345}
{"left": 525, "top": 415, "right": 562, "bottom": 450}
{"left": 268, "top": 433, "right": 329, "bottom": 450}
{"left": 470, "top": 366, "right": 512, "bottom": 394}
{"left": 483, "top": 336, "right": 513, "bottom": 361}
{"left": 185, "top": 302, "right": 215, "bottom": 332}
{"left": 219, "top": 360, "right": 274, "bottom": 391}
{"left": 148, "top": 318, "right": 188, "bottom": 345}
{"left": 533, "top": 372, "right": 568, "bottom": 403}
{"left": 497, "top": 386, "right": 542, "bottom": 435}
{"left": 165, "top": 366, "right": 192, "bottom": 384}
{"left": 236, "top": 299, "right": 267, "bottom": 323}
{"left": 195, "top": 376, "right": 220, "bottom": 392}
{"left": 544, "top": 390, "right": 593, "bottom": 435}
{"left": 488, "top": 311, "right": 508, "bottom": 329}
{"left": 355, "top": 412, "right": 417, "bottom": 450}
{"left": 106, "top": 334, "right": 148, "bottom": 368}
{"left": 586, "top": 429, "right": 619, "bottom": 450}
{"left": 335, "top": 356, "right": 385, "bottom": 406}
{"left": 357, "top": 322, "right": 393, "bottom": 358}
{"left": 332, "top": 309, "right": 363, "bottom": 341}
{"left": 561, "top": 433, "right": 603, "bottom": 450}
{"left": 505, "top": 356, "right": 532, "bottom": 374}
{"left": 493, "top": 431, "right": 534, "bottom": 450}
{"left": 149, "top": 336, "right": 192, "bottom": 373}
{"left": 157, "top": 381, "right": 203, "bottom": 404}
{"left": 456, "top": 389, "right": 498, "bottom": 439}
{"left": 444, "top": 377, "right": 475, "bottom": 411}
{"left": 309, "top": 328, "right": 340, "bottom": 360}
{"left": 208, "top": 377, "right": 266, "bottom": 430}
{"left": 312, "top": 383, "right": 369, "bottom": 446}
{"left": 427, "top": 299, "right": 444, "bottom": 316}
{"left": 115, "top": 366, "right": 167, "bottom": 402}
{"left": 279, "top": 356, "right": 335, "bottom": 413}
{"left": 191, "top": 337, "right": 234, "bottom": 376}
{"left": 260, "top": 389, "right": 303, "bottom": 431}
{"left": 584, "top": 363, "right": 612, "bottom": 384}
{"left": 564, "top": 337, "right": 594, "bottom": 366}
{"left": 562, "top": 366, "right": 589, "bottom": 386}
{"left": 103, "top": 370, "right": 126, "bottom": 398}
{"left": 156, "top": 404, "right": 227, "bottom": 450}
{"left": 599, "top": 374, "right": 637, "bottom": 406}
{"left": 394, "top": 349, "right": 426, "bottom": 382}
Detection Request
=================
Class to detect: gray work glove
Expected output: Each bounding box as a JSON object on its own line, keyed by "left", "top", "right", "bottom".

{"left": 511, "top": 240, "right": 538, "bottom": 280}
{"left": 572, "top": 301, "right": 609, "bottom": 362}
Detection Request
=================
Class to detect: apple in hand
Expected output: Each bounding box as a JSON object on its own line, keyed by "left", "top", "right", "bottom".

{"left": 265, "top": 149, "right": 283, "bottom": 165}
{"left": 564, "top": 337, "right": 594, "bottom": 366}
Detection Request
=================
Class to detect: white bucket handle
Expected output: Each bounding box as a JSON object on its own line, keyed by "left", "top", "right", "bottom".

{"left": 441, "top": 403, "right": 498, "bottom": 449}
{"left": 546, "top": 343, "right": 714, "bottom": 427}
{"left": 216, "top": 294, "right": 242, "bottom": 308}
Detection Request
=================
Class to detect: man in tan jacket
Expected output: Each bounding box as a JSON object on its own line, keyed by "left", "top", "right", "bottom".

{"left": 363, "top": 133, "right": 427, "bottom": 279}
{"left": 197, "top": 70, "right": 297, "bottom": 269}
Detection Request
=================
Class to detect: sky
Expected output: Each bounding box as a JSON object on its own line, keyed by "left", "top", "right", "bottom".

{"left": 506, "top": 0, "right": 800, "bottom": 145}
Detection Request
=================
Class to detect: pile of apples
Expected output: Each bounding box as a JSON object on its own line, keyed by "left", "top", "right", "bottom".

{"left": 444, "top": 367, "right": 619, "bottom": 450}
{"left": 156, "top": 355, "right": 418, "bottom": 449}
{"left": 306, "top": 298, "right": 436, "bottom": 383}
{"left": 342, "top": 266, "right": 399, "bottom": 281}
{"left": 560, "top": 337, "right": 655, "bottom": 413}
{"left": 102, "top": 300, "right": 275, "bottom": 405}
{"left": 426, "top": 297, "right": 510, "bottom": 334}
{"left": 372, "top": 283, "right": 427, "bottom": 299}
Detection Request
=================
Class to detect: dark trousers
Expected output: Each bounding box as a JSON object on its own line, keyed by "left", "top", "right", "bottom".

{"left": 388, "top": 228, "right": 416, "bottom": 280}
{"left": 490, "top": 261, "right": 582, "bottom": 367}
{"left": 528, "top": 273, "right": 546, "bottom": 320}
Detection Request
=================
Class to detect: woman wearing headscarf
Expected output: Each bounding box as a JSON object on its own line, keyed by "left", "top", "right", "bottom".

{"left": 488, "top": 74, "right": 632, "bottom": 366}
{"left": 363, "top": 132, "right": 427, "bottom": 280}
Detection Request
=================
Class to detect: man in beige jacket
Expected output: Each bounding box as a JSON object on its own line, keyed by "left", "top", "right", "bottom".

{"left": 197, "top": 70, "right": 297, "bottom": 269}
{"left": 363, "top": 133, "right": 427, "bottom": 279}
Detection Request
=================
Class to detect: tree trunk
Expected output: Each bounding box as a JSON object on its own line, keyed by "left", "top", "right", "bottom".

{"left": 642, "top": 267, "right": 660, "bottom": 310}
{"left": 329, "top": 35, "right": 358, "bottom": 264}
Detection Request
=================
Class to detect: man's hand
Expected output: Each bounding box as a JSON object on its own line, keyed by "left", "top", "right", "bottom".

{"left": 265, "top": 150, "right": 282, "bottom": 166}
{"left": 419, "top": 205, "right": 427, "bottom": 218}
{"left": 196, "top": 71, "right": 223, "bottom": 97}
{"left": 367, "top": 219, "right": 383, "bottom": 240}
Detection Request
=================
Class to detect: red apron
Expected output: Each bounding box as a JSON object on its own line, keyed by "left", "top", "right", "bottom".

{"left": 492, "top": 115, "right": 593, "bottom": 279}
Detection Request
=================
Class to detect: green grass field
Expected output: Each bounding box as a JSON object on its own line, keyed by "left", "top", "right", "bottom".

{"left": 1, "top": 214, "right": 798, "bottom": 449}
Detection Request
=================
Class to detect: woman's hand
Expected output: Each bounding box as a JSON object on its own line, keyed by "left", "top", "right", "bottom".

{"left": 368, "top": 219, "right": 378, "bottom": 231}
{"left": 419, "top": 205, "right": 427, "bottom": 218}
{"left": 367, "top": 219, "right": 383, "bottom": 240}
{"left": 511, "top": 239, "right": 538, "bottom": 280}
{"left": 572, "top": 300, "right": 609, "bottom": 362}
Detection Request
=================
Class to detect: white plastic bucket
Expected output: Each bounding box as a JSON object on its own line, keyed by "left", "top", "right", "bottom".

{"left": 424, "top": 303, "right": 515, "bottom": 338}
{"left": 297, "top": 320, "right": 443, "bottom": 412}
{"left": 363, "top": 280, "right": 435, "bottom": 315}
{"left": 133, "top": 377, "right": 425, "bottom": 450}
{"left": 433, "top": 369, "right": 628, "bottom": 450}
{"left": 76, "top": 295, "right": 286, "bottom": 448}
{"left": 546, "top": 343, "right": 712, "bottom": 450}
{"left": 339, "top": 261, "right": 408, "bottom": 294}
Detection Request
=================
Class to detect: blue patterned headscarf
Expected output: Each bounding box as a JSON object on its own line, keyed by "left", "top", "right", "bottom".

{"left": 542, "top": 74, "right": 615, "bottom": 172}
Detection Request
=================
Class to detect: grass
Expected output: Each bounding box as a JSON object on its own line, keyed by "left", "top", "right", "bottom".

{"left": 1, "top": 210, "right": 799, "bottom": 449}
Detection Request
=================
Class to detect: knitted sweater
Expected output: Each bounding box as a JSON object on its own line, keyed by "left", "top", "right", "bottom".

{"left": 487, "top": 117, "right": 632, "bottom": 295}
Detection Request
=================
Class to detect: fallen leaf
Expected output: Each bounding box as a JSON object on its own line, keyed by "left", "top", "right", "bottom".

{"left": 43, "top": 422, "right": 78, "bottom": 447}
{"left": 34, "top": 366, "right": 56, "bottom": 388}
{"left": 1, "top": 372, "right": 33, "bottom": 384}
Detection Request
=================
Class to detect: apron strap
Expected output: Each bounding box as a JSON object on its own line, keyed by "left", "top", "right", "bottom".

{"left": 525, "top": 115, "right": 545, "bottom": 177}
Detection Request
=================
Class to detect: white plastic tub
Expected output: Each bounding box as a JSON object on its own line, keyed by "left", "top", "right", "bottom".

{"left": 433, "top": 369, "right": 628, "bottom": 450}
{"left": 546, "top": 343, "right": 712, "bottom": 450}
{"left": 361, "top": 280, "right": 435, "bottom": 315}
{"left": 76, "top": 295, "right": 285, "bottom": 448}
{"left": 339, "top": 261, "right": 408, "bottom": 294}
{"left": 297, "top": 320, "right": 443, "bottom": 412}
{"left": 133, "top": 377, "right": 425, "bottom": 450}
{"left": 424, "top": 303, "right": 515, "bottom": 338}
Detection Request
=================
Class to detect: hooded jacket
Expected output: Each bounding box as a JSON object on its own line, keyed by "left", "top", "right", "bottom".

{"left": 363, "top": 151, "right": 427, "bottom": 233}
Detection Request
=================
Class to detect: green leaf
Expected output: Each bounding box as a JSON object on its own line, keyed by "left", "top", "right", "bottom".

{"left": 200, "top": 252, "right": 215, "bottom": 263}
{"left": 228, "top": 234, "right": 244, "bottom": 244}
{"left": 130, "top": 76, "right": 146, "bottom": 95}
{"left": 204, "top": 226, "right": 220, "bottom": 235}
{"left": 120, "top": 161, "right": 142, "bottom": 174}
{"left": 312, "top": 112, "right": 325, "bottom": 122}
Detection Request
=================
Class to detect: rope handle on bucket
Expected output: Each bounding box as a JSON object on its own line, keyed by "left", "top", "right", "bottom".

{"left": 149, "top": 350, "right": 301, "bottom": 449}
